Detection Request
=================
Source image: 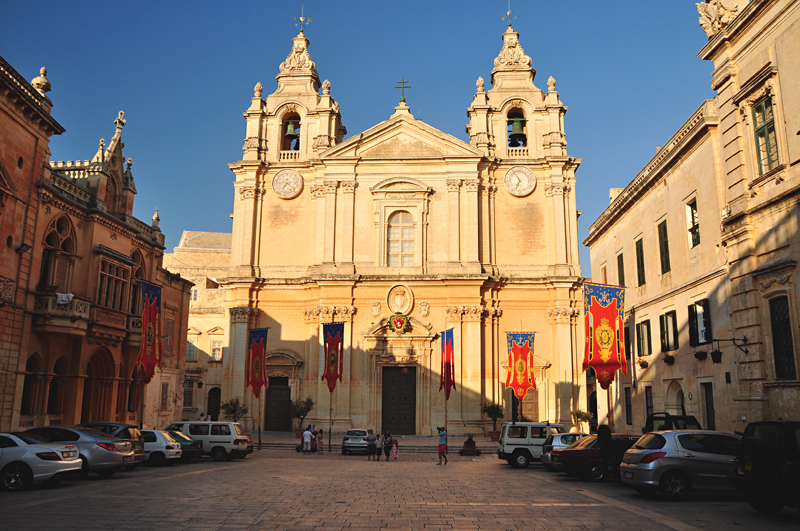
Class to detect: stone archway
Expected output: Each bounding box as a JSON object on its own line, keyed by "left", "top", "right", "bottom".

{"left": 665, "top": 381, "right": 686, "bottom": 416}
{"left": 263, "top": 352, "right": 303, "bottom": 432}
{"left": 81, "top": 349, "right": 115, "bottom": 423}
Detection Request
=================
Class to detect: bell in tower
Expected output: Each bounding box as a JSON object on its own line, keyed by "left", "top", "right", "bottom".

{"left": 508, "top": 117, "right": 527, "bottom": 147}
{"left": 284, "top": 121, "right": 300, "bottom": 151}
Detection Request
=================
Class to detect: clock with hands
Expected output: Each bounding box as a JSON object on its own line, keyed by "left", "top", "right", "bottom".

{"left": 271, "top": 169, "right": 304, "bottom": 199}
{"left": 503, "top": 166, "right": 536, "bottom": 197}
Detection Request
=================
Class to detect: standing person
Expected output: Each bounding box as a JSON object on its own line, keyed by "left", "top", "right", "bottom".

{"left": 317, "top": 429, "right": 324, "bottom": 454}
{"left": 366, "top": 429, "right": 377, "bottom": 461}
{"left": 383, "top": 430, "right": 393, "bottom": 461}
{"left": 437, "top": 426, "right": 448, "bottom": 465}
{"left": 376, "top": 430, "right": 383, "bottom": 461}
{"left": 391, "top": 439, "right": 399, "bottom": 461}
{"left": 198, "top": 412, "right": 205, "bottom": 421}
{"left": 302, "top": 427, "right": 314, "bottom": 456}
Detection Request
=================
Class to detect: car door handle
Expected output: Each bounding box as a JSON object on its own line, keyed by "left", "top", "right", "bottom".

{"left": 681, "top": 454, "right": 695, "bottom": 458}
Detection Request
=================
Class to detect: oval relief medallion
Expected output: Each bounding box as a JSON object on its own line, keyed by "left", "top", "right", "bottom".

{"left": 387, "top": 285, "right": 413, "bottom": 315}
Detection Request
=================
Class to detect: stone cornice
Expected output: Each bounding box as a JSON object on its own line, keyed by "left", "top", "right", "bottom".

{"left": 584, "top": 100, "right": 719, "bottom": 247}
{"left": 0, "top": 55, "right": 64, "bottom": 136}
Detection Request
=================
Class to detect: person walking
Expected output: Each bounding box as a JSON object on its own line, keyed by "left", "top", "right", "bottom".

{"left": 437, "top": 426, "right": 448, "bottom": 465}
{"left": 382, "top": 430, "right": 393, "bottom": 461}
{"left": 391, "top": 438, "right": 399, "bottom": 461}
{"left": 376, "top": 430, "right": 383, "bottom": 461}
{"left": 302, "top": 427, "right": 314, "bottom": 456}
{"left": 366, "top": 429, "right": 377, "bottom": 461}
{"left": 317, "top": 429, "right": 324, "bottom": 454}
{"left": 198, "top": 412, "right": 205, "bottom": 421}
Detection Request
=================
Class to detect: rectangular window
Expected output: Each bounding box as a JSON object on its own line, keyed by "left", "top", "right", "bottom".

{"left": 645, "top": 386, "right": 654, "bottom": 416}
{"left": 183, "top": 381, "right": 193, "bottom": 408}
{"left": 212, "top": 341, "right": 223, "bottom": 361}
{"left": 636, "top": 320, "right": 652, "bottom": 357}
{"left": 769, "top": 296, "right": 797, "bottom": 380}
{"left": 658, "top": 220, "right": 671, "bottom": 274}
{"left": 688, "top": 299, "right": 712, "bottom": 346}
{"left": 617, "top": 253, "right": 625, "bottom": 287}
{"left": 601, "top": 266, "right": 607, "bottom": 284}
{"left": 636, "top": 239, "right": 646, "bottom": 286}
{"left": 191, "top": 289, "right": 198, "bottom": 301}
{"left": 753, "top": 97, "right": 779, "bottom": 175}
{"left": 659, "top": 310, "right": 679, "bottom": 352}
{"left": 624, "top": 387, "right": 633, "bottom": 425}
{"left": 624, "top": 326, "right": 632, "bottom": 359}
{"left": 96, "top": 260, "right": 130, "bottom": 311}
{"left": 160, "top": 382, "right": 169, "bottom": 410}
{"left": 686, "top": 201, "right": 700, "bottom": 248}
{"left": 186, "top": 341, "right": 196, "bottom": 361}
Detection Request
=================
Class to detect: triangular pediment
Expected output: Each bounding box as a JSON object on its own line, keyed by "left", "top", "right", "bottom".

{"left": 207, "top": 326, "right": 225, "bottom": 335}
{"left": 321, "top": 114, "right": 483, "bottom": 160}
{"left": 187, "top": 326, "right": 202, "bottom": 336}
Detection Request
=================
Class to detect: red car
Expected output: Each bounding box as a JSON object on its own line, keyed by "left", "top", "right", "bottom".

{"left": 550, "top": 433, "right": 639, "bottom": 482}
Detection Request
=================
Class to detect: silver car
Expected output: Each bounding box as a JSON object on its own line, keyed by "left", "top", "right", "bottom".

{"left": 341, "top": 429, "right": 369, "bottom": 455}
{"left": 1, "top": 432, "right": 82, "bottom": 490}
{"left": 541, "top": 433, "right": 587, "bottom": 471}
{"left": 25, "top": 426, "right": 134, "bottom": 479}
{"left": 620, "top": 430, "right": 741, "bottom": 500}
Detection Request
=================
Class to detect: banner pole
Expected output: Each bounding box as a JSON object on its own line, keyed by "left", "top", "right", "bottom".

{"left": 329, "top": 389, "right": 333, "bottom": 453}
{"left": 258, "top": 392, "right": 262, "bottom": 451}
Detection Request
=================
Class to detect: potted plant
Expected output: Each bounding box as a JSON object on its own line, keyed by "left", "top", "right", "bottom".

{"left": 291, "top": 397, "right": 315, "bottom": 437}
{"left": 663, "top": 354, "right": 675, "bottom": 365}
{"left": 481, "top": 402, "right": 504, "bottom": 441}
{"left": 694, "top": 351, "right": 707, "bottom": 361}
{"left": 638, "top": 358, "right": 649, "bottom": 369}
{"left": 569, "top": 409, "right": 594, "bottom": 433}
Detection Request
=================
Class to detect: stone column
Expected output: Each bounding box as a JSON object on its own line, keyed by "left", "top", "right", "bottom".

{"left": 340, "top": 181, "right": 356, "bottom": 274}
{"left": 547, "top": 180, "right": 569, "bottom": 273}
{"left": 336, "top": 305, "right": 356, "bottom": 430}
{"left": 446, "top": 180, "right": 461, "bottom": 268}
{"left": 464, "top": 180, "right": 480, "bottom": 269}
{"left": 232, "top": 183, "right": 258, "bottom": 277}
{"left": 462, "top": 305, "right": 485, "bottom": 432}
{"left": 322, "top": 181, "right": 338, "bottom": 269}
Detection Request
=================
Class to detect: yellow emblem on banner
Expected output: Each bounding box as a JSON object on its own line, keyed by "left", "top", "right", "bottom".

{"left": 595, "top": 318, "right": 614, "bottom": 363}
{"left": 145, "top": 323, "right": 155, "bottom": 354}
{"left": 515, "top": 358, "right": 527, "bottom": 383}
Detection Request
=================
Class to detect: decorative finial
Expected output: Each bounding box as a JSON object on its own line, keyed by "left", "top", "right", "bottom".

{"left": 99, "top": 138, "right": 106, "bottom": 164}
{"left": 126, "top": 158, "right": 132, "bottom": 170}
{"left": 100, "top": 138, "right": 105, "bottom": 149}
{"left": 476, "top": 76, "right": 485, "bottom": 93}
{"left": 322, "top": 79, "right": 330, "bottom": 96}
{"left": 502, "top": 0, "right": 516, "bottom": 27}
{"left": 114, "top": 111, "right": 126, "bottom": 131}
{"left": 254, "top": 82, "right": 263, "bottom": 98}
{"left": 295, "top": 5, "right": 312, "bottom": 33}
{"left": 395, "top": 77, "right": 411, "bottom": 103}
{"left": 30, "top": 67, "right": 52, "bottom": 95}
{"left": 547, "top": 76, "right": 556, "bottom": 92}
{"left": 151, "top": 207, "right": 160, "bottom": 229}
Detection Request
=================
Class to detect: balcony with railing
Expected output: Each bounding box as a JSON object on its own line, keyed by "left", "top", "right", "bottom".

{"left": 32, "top": 293, "right": 91, "bottom": 335}
{"left": 507, "top": 147, "right": 529, "bottom": 158}
{"left": 279, "top": 150, "right": 300, "bottom": 161}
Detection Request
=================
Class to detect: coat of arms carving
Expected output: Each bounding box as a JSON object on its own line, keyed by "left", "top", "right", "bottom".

{"left": 387, "top": 285, "right": 413, "bottom": 315}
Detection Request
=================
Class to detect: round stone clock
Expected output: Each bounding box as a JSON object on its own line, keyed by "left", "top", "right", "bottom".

{"left": 271, "top": 169, "right": 304, "bottom": 199}
{"left": 503, "top": 166, "right": 536, "bottom": 197}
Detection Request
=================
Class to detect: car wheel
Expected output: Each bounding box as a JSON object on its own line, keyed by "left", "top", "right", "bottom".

{"left": 211, "top": 448, "right": 226, "bottom": 462}
{"left": 510, "top": 451, "right": 530, "bottom": 469}
{"left": 150, "top": 452, "right": 166, "bottom": 467}
{"left": 635, "top": 486, "right": 658, "bottom": 497}
{"left": 583, "top": 462, "right": 606, "bottom": 482}
{"left": 2, "top": 463, "right": 33, "bottom": 491}
{"left": 78, "top": 457, "right": 90, "bottom": 480}
{"left": 96, "top": 469, "right": 116, "bottom": 479}
{"left": 748, "top": 497, "right": 784, "bottom": 514}
{"left": 659, "top": 470, "right": 691, "bottom": 501}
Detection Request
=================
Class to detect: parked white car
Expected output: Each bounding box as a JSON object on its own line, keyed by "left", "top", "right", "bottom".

{"left": 497, "top": 422, "right": 568, "bottom": 468}
{"left": 141, "top": 430, "right": 182, "bottom": 466}
{"left": 165, "top": 421, "right": 250, "bottom": 461}
{"left": 1, "top": 432, "right": 82, "bottom": 491}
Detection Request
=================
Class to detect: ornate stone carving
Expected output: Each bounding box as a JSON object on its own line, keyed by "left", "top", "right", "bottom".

{"left": 0, "top": 275, "right": 16, "bottom": 303}
{"left": 322, "top": 79, "right": 330, "bottom": 95}
{"left": 476, "top": 76, "right": 485, "bottom": 93}
{"left": 387, "top": 285, "right": 413, "bottom": 315}
{"left": 323, "top": 180, "right": 338, "bottom": 194}
{"left": 465, "top": 180, "right": 480, "bottom": 193}
{"left": 548, "top": 76, "right": 556, "bottom": 92}
{"left": 370, "top": 301, "right": 382, "bottom": 317}
{"left": 340, "top": 181, "right": 356, "bottom": 193}
{"left": 446, "top": 179, "right": 461, "bottom": 192}
{"left": 312, "top": 135, "right": 332, "bottom": 149}
{"left": 697, "top": 1, "right": 743, "bottom": 38}
{"left": 470, "top": 132, "right": 489, "bottom": 146}
{"left": 310, "top": 184, "right": 325, "bottom": 199}
{"left": 463, "top": 305, "right": 486, "bottom": 322}
{"left": 30, "top": 67, "right": 51, "bottom": 95}
{"left": 419, "top": 301, "right": 430, "bottom": 317}
{"left": 303, "top": 307, "right": 320, "bottom": 323}
{"left": 548, "top": 307, "right": 581, "bottom": 323}
{"left": 760, "top": 275, "right": 791, "bottom": 290}
{"left": 280, "top": 32, "right": 317, "bottom": 74}
{"left": 229, "top": 306, "right": 254, "bottom": 323}
{"left": 239, "top": 187, "right": 257, "bottom": 199}
{"left": 445, "top": 305, "right": 465, "bottom": 319}
{"left": 494, "top": 28, "right": 532, "bottom": 69}
{"left": 243, "top": 137, "right": 262, "bottom": 150}
{"left": 254, "top": 82, "right": 263, "bottom": 98}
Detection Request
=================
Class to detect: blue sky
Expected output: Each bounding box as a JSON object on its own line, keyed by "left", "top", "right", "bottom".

{"left": 2, "top": 1, "right": 714, "bottom": 271}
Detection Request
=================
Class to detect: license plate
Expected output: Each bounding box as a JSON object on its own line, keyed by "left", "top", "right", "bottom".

{"left": 63, "top": 451, "right": 75, "bottom": 458}
{"left": 623, "top": 472, "right": 633, "bottom": 479}
{"left": 123, "top": 456, "right": 133, "bottom": 463}
{"left": 745, "top": 462, "right": 752, "bottom": 471}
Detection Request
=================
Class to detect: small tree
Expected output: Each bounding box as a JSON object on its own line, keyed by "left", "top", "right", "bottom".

{"left": 569, "top": 409, "right": 594, "bottom": 432}
{"left": 481, "top": 402, "right": 505, "bottom": 432}
{"left": 221, "top": 397, "right": 249, "bottom": 422}
{"left": 291, "top": 397, "right": 315, "bottom": 429}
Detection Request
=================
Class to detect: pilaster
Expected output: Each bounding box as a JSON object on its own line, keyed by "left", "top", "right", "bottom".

{"left": 321, "top": 181, "right": 338, "bottom": 272}
{"left": 447, "top": 180, "right": 461, "bottom": 269}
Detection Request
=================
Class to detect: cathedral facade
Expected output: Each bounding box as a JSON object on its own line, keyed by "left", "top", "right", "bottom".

{"left": 167, "top": 24, "right": 585, "bottom": 435}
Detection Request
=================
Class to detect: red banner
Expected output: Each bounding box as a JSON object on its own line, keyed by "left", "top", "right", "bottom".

{"left": 136, "top": 281, "right": 162, "bottom": 384}
{"left": 439, "top": 329, "right": 455, "bottom": 400}
{"left": 583, "top": 283, "right": 627, "bottom": 390}
{"left": 506, "top": 332, "right": 536, "bottom": 399}
{"left": 246, "top": 329, "right": 268, "bottom": 399}
{"left": 321, "top": 322, "right": 344, "bottom": 393}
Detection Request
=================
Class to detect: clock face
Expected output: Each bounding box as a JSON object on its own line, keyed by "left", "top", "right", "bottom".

{"left": 503, "top": 166, "right": 536, "bottom": 197}
{"left": 271, "top": 169, "right": 304, "bottom": 199}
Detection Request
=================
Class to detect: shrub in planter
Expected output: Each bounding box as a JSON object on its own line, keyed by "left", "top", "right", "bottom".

{"left": 638, "top": 359, "right": 649, "bottom": 369}
{"left": 481, "top": 402, "right": 504, "bottom": 440}
{"left": 569, "top": 409, "right": 594, "bottom": 433}
{"left": 663, "top": 354, "right": 675, "bottom": 365}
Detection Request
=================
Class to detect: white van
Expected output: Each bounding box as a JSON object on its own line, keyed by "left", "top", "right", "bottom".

{"left": 497, "top": 422, "right": 567, "bottom": 468}
{"left": 165, "top": 421, "right": 251, "bottom": 461}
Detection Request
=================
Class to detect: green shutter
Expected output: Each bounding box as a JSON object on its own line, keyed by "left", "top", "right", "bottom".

{"left": 636, "top": 239, "right": 646, "bottom": 286}
{"left": 646, "top": 320, "right": 652, "bottom": 355}
{"left": 701, "top": 299, "right": 712, "bottom": 344}
{"left": 659, "top": 314, "right": 667, "bottom": 352}
{"left": 671, "top": 311, "right": 679, "bottom": 350}
{"left": 617, "top": 253, "right": 625, "bottom": 287}
{"left": 658, "top": 221, "right": 671, "bottom": 274}
{"left": 688, "top": 303, "right": 698, "bottom": 347}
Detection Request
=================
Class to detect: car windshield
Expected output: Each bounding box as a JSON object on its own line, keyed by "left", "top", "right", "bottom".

{"left": 554, "top": 426, "right": 567, "bottom": 433}
{"left": 78, "top": 427, "right": 113, "bottom": 438}
{"left": 165, "top": 423, "right": 183, "bottom": 431}
{"left": 635, "top": 433, "right": 667, "bottom": 450}
{"left": 170, "top": 431, "right": 192, "bottom": 442}
{"left": 346, "top": 430, "right": 367, "bottom": 437}
{"left": 571, "top": 435, "right": 597, "bottom": 449}
{"left": 10, "top": 432, "right": 49, "bottom": 444}
{"left": 234, "top": 424, "right": 245, "bottom": 436}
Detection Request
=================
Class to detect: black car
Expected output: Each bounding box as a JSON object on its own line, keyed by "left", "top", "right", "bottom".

{"left": 642, "top": 412, "right": 703, "bottom": 434}
{"left": 730, "top": 420, "right": 800, "bottom": 514}
{"left": 79, "top": 423, "right": 144, "bottom": 469}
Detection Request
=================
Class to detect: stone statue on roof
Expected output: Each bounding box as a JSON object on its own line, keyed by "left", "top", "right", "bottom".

{"left": 697, "top": 0, "right": 745, "bottom": 38}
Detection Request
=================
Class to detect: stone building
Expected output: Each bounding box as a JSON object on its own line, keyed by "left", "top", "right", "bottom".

{"left": 166, "top": 24, "right": 585, "bottom": 435}
{"left": 0, "top": 55, "right": 192, "bottom": 432}
{"left": 584, "top": 0, "right": 800, "bottom": 433}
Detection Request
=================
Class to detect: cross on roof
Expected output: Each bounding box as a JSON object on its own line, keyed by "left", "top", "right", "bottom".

{"left": 395, "top": 77, "right": 411, "bottom": 103}
{"left": 295, "top": 5, "right": 312, "bottom": 32}
{"left": 502, "top": 0, "right": 516, "bottom": 27}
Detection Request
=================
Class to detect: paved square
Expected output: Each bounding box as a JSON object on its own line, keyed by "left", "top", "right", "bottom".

{"left": 1, "top": 450, "right": 797, "bottom": 530}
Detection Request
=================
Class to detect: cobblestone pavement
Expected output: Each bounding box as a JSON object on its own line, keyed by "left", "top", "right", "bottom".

{"left": 1, "top": 449, "right": 798, "bottom": 530}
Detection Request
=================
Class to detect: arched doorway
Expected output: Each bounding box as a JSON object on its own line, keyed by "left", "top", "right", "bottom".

{"left": 47, "top": 356, "right": 69, "bottom": 415}
{"left": 666, "top": 381, "right": 686, "bottom": 416}
{"left": 265, "top": 377, "right": 292, "bottom": 432}
{"left": 81, "top": 350, "right": 114, "bottom": 423}
{"left": 21, "top": 354, "right": 44, "bottom": 416}
{"left": 207, "top": 387, "right": 221, "bottom": 421}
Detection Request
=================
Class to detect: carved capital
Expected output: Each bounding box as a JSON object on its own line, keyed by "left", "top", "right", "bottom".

{"left": 229, "top": 306, "right": 255, "bottom": 323}
{"left": 445, "top": 305, "right": 464, "bottom": 321}
{"left": 341, "top": 181, "right": 357, "bottom": 194}
{"left": 446, "top": 179, "right": 461, "bottom": 192}
{"left": 323, "top": 181, "right": 338, "bottom": 194}
{"left": 547, "top": 306, "right": 580, "bottom": 323}
{"left": 462, "top": 305, "right": 486, "bottom": 322}
{"left": 465, "top": 179, "right": 480, "bottom": 193}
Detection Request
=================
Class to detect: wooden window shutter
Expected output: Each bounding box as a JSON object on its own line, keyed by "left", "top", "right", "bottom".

{"left": 636, "top": 239, "right": 646, "bottom": 286}
{"left": 671, "top": 311, "right": 679, "bottom": 350}
{"left": 646, "top": 320, "right": 652, "bottom": 355}
{"left": 688, "top": 303, "right": 698, "bottom": 347}
{"left": 658, "top": 221, "right": 671, "bottom": 274}
{"left": 701, "top": 299, "right": 712, "bottom": 344}
{"left": 659, "top": 314, "right": 667, "bottom": 352}
{"left": 617, "top": 253, "right": 625, "bottom": 287}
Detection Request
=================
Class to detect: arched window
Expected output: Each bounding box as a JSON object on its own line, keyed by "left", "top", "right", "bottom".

{"left": 129, "top": 251, "right": 146, "bottom": 315}
{"left": 387, "top": 211, "right": 414, "bottom": 267}
{"left": 47, "top": 357, "right": 69, "bottom": 415}
{"left": 281, "top": 112, "right": 301, "bottom": 151}
{"left": 38, "top": 216, "right": 76, "bottom": 292}
{"left": 21, "top": 355, "right": 43, "bottom": 416}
